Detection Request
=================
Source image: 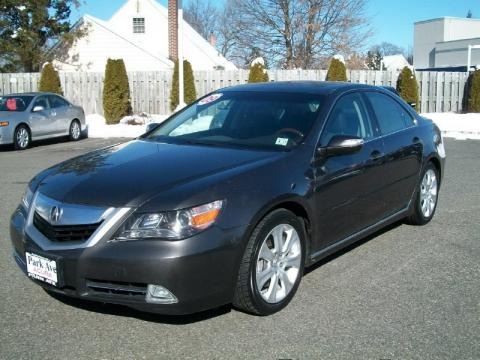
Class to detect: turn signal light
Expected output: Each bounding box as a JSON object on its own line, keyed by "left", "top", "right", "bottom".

{"left": 0, "top": 121, "right": 9, "bottom": 127}
{"left": 190, "top": 201, "right": 223, "bottom": 229}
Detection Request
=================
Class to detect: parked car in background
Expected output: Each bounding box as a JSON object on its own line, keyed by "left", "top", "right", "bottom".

{"left": 11, "top": 82, "right": 445, "bottom": 316}
{"left": 0, "top": 92, "right": 86, "bottom": 150}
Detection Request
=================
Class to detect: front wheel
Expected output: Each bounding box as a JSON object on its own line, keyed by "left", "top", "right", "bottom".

{"left": 14, "top": 125, "right": 31, "bottom": 150}
{"left": 233, "top": 209, "right": 306, "bottom": 315}
{"left": 407, "top": 163, "right": 439, "bottom": 225}
{"left": 69, "top": 120, "right": 81, "bottom": 141}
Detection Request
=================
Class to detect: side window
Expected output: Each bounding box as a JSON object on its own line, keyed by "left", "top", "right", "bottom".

{"left": 48, "top": 95, "right": 69, "bottom": 109}
{"left": 32, "top": 96, "right": 50, "bottom": 111}
{"left": 321, "top": 93, "right": 374, "bottom": 145}
{"left": 366, "top": 92, "right": 414, "bottom": 135}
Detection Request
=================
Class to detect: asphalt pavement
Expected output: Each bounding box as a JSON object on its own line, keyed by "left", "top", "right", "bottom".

{"left": 0, "top": 137, "right": 478, "bottom": 359}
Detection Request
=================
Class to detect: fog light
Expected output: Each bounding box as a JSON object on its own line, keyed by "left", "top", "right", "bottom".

{"left": 146, "top": 284, "right": 178, "bottom": 304}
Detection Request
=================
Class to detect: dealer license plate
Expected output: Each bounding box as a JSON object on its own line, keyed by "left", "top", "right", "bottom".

{"left": 26, "top": 252, "right": 58, "bottom": 287}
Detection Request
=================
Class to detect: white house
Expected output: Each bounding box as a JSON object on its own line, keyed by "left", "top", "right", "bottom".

{"left": 52, "top": 0, "right": 236, "bottom": 72}
{"left": 381, "top": 54, "right": 410, "bottom": 71}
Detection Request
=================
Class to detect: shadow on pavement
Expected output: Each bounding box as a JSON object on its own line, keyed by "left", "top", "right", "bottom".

{"left": 305, "top": 220, "right": 403, "bottom": 275}
{"left": 44, "top": 289, "right": 233, "bottom": 325}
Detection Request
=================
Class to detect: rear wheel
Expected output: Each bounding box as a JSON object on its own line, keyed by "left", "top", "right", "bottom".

{"left": 407, "top": 163, "right": 439, "bottom": 225}
{"left": 69, "top": 120, "right": 81, "bottom": 141}
{"left": 14, "top": 125, "right": 30, "bottom": 150}
{"left": 233, "top": 209, "right": 306, "bottom": 315}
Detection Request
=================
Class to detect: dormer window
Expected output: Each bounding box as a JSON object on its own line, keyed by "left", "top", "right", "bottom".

{"left": 133, "top": 17, "right": 145, "bottom": 33}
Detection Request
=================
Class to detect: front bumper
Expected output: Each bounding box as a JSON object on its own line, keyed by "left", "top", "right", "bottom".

{"left": 10, "top": 206, "right": 247, "bottom": 315}
{"left": 0, "top": 126, "right": 13, "bottom": 145}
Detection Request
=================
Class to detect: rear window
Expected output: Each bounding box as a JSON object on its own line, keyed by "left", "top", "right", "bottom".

{"left": 0, "top": 96, "right": 33, "bottom": 112}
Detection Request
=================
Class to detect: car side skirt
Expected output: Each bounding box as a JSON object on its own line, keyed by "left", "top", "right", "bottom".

{"left": 308, "top": 206, "right": 410, "bottom": 264}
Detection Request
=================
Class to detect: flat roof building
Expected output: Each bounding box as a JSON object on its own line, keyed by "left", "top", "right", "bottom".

{"left": 413, "top": 17, "right": 480, "bottom": 70}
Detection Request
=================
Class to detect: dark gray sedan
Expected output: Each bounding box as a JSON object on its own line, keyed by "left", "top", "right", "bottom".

{"left": 0, "top": 92, "right": 86, "bottom": 150}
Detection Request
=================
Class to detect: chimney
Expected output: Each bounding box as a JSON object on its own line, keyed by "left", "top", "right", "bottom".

{"left": 209, "top": 32, "right": 217, "bottom": 47}
{"left": 168, "top": 0, "right": 178, "bottom": 61}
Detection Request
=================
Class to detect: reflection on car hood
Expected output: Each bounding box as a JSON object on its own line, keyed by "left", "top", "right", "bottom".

{"left": 35, "top": 139, "right": 281, "bottom": 207}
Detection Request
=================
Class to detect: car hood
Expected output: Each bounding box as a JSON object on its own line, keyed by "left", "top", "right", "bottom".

{"left": 0, "top": 111, "right": 24, "bottom": 119}
{"left": 34, "top": 139, "right": 282, "bottom": 208}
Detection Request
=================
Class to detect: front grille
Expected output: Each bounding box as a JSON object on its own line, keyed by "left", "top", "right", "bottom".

{"left": 33, "top": 211, "right": 102, "bottom": 242}
{"left": 86, "top": 279, "right": 148, "bottom": 300}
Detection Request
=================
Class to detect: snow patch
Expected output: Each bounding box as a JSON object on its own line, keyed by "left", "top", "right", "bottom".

{"left": 86, "top": 114, "right": 168, "bottom": 138}
{"left": 251, "top": 57, "right": 265, "bottom": 66}
{"left": 333, "top": 54, "right": 345, "bottom": 64}
{"left": 421, "top": 112, "right": 480, "bottom": 140}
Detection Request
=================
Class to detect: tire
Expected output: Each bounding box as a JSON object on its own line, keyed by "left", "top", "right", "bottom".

{"left": 14, "top": 124, "right": 31, "bottom": 150}
{"left": 69, "top": 120, "right": 81, "bottom": 141}
{"left": 407, "top": 162, "right": 439, "bottom": 225}
{"left": 233, "top": 209, "right": 306, "bottom": 315}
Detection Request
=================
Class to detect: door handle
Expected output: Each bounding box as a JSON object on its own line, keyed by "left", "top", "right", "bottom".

{"left": 370, "top": 150, "right": 384, "bottom": 160}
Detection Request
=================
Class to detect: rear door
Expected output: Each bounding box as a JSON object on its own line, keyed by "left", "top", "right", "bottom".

{"left": 48, "top": 95, "right": 71, "bottom": 134}
{"left": 364, "top": 91, "right": 422, "bottom": 215}
{"left": 312, "top": 92, "right": 386, "bottom": 249}
{"left": 29, "top": 96, "right": 54, "bottom": 137}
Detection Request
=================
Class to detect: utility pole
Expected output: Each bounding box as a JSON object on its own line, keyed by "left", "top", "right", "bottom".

{"left": 175, "top": 0, "right": 186, "bottom": 111}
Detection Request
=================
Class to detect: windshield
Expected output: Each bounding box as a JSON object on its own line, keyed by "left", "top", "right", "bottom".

{"left": 0, "top": 95, "right": 33, "bottom": 112}
{"left": 146, "top": 91, "right": 324, "bottom": 150}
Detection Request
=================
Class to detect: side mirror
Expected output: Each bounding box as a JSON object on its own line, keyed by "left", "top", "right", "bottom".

{"left": 145, "top": 122, "right": 159, "bottom": 132}
{"left": 317, "top": 135, "right": 364, "bottom": 157}
{"left": 32, "top": 105, "right": 44, "bottom": 112}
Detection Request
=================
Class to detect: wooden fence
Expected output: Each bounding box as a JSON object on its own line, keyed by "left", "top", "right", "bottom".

{"left": 0, "top": 70, "right": 469, "bottom": 115}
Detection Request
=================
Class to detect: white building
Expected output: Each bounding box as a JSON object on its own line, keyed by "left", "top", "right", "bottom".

{"left": 413, "top": 17, "right": 480, "bottom": 70}
{"left": 382, "top": 54, "right": 410, "bottom": 71}
{"left": 52, "top": 0, "right": 236, "bottom": 72}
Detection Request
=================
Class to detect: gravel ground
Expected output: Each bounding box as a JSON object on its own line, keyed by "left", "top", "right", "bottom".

{"left": 0, "top": 137, "right": 478, "bottom": 359}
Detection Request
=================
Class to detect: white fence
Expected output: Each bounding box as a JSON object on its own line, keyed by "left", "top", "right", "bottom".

{"left": 0, "top": 70, "right": 469, "bottom": 115}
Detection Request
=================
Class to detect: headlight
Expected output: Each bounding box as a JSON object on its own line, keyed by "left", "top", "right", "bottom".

{"left": 21, "top": 187, "right": 34, "bottom": 210}
{"left": 113, "top": 200, "right": 224, "bottom": 240}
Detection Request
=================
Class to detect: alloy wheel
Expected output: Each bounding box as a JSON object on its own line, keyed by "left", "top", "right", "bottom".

{"left": 71, "top": 121, "right": 81, "bottom": 140}
{"left": 420, "top": 169, "right": 438, "bottom": 218}
{"left": 255, "top": 224, "right": 302, "bottom": 304}
{"left": 16, "top": 127, "right": 29, "bottom": 149}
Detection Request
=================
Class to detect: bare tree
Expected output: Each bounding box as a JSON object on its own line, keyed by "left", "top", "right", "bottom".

{"left": 229, "top": 0, "right": 371, "bottom": 69}
{"left": 216, "top": 0, "right": 244, "bottom": 61}
{"left": 371, "top": 42, "right": 405, "bottom": 57}
{"left": 184, "top": 0, "right": 218, "bottom": 40}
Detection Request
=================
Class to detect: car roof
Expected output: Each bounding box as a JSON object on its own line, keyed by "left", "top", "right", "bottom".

{"left": 1, "top": 92, "right": 61, "bottom": 97}
{"left": 220, "top": 81, "right": 380, "bottom": 95}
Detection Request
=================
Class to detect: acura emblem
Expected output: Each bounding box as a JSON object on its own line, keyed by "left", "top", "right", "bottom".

{"left": 50, "top": 206, "right": 63, "bottom": 223}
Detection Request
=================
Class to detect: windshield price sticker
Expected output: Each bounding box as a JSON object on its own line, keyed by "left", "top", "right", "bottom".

{"left": 275, "top": 137, "right": 289, "bottom": 146}
{"left": 198, "top": 93, "right": 223, "bottom": 105}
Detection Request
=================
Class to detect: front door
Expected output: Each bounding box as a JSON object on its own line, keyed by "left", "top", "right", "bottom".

{"left": 312, "top": 92, "right": 386, "bottom": 251}
{"left": 29, "top": 96, "right": 54, "bottom": 137}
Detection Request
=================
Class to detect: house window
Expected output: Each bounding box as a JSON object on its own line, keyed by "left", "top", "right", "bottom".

{"left": 133, "top": 17, "right": 145, "bottom": 33}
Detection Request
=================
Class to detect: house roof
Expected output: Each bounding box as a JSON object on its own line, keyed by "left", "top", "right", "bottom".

{"left": 52, "top": 0, "right": 236, "bottom": 71}
{"left": 83, "top": 14, "right": 173, "bottom": 68}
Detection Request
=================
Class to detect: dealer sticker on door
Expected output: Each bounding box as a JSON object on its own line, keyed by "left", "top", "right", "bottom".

{"left": 26, "top": 252, "right": 58, "bottom": 286}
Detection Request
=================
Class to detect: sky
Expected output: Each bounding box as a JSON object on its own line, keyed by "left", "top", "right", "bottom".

{"left": 71, "top": 0, "right": 480, "bottom": 51}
